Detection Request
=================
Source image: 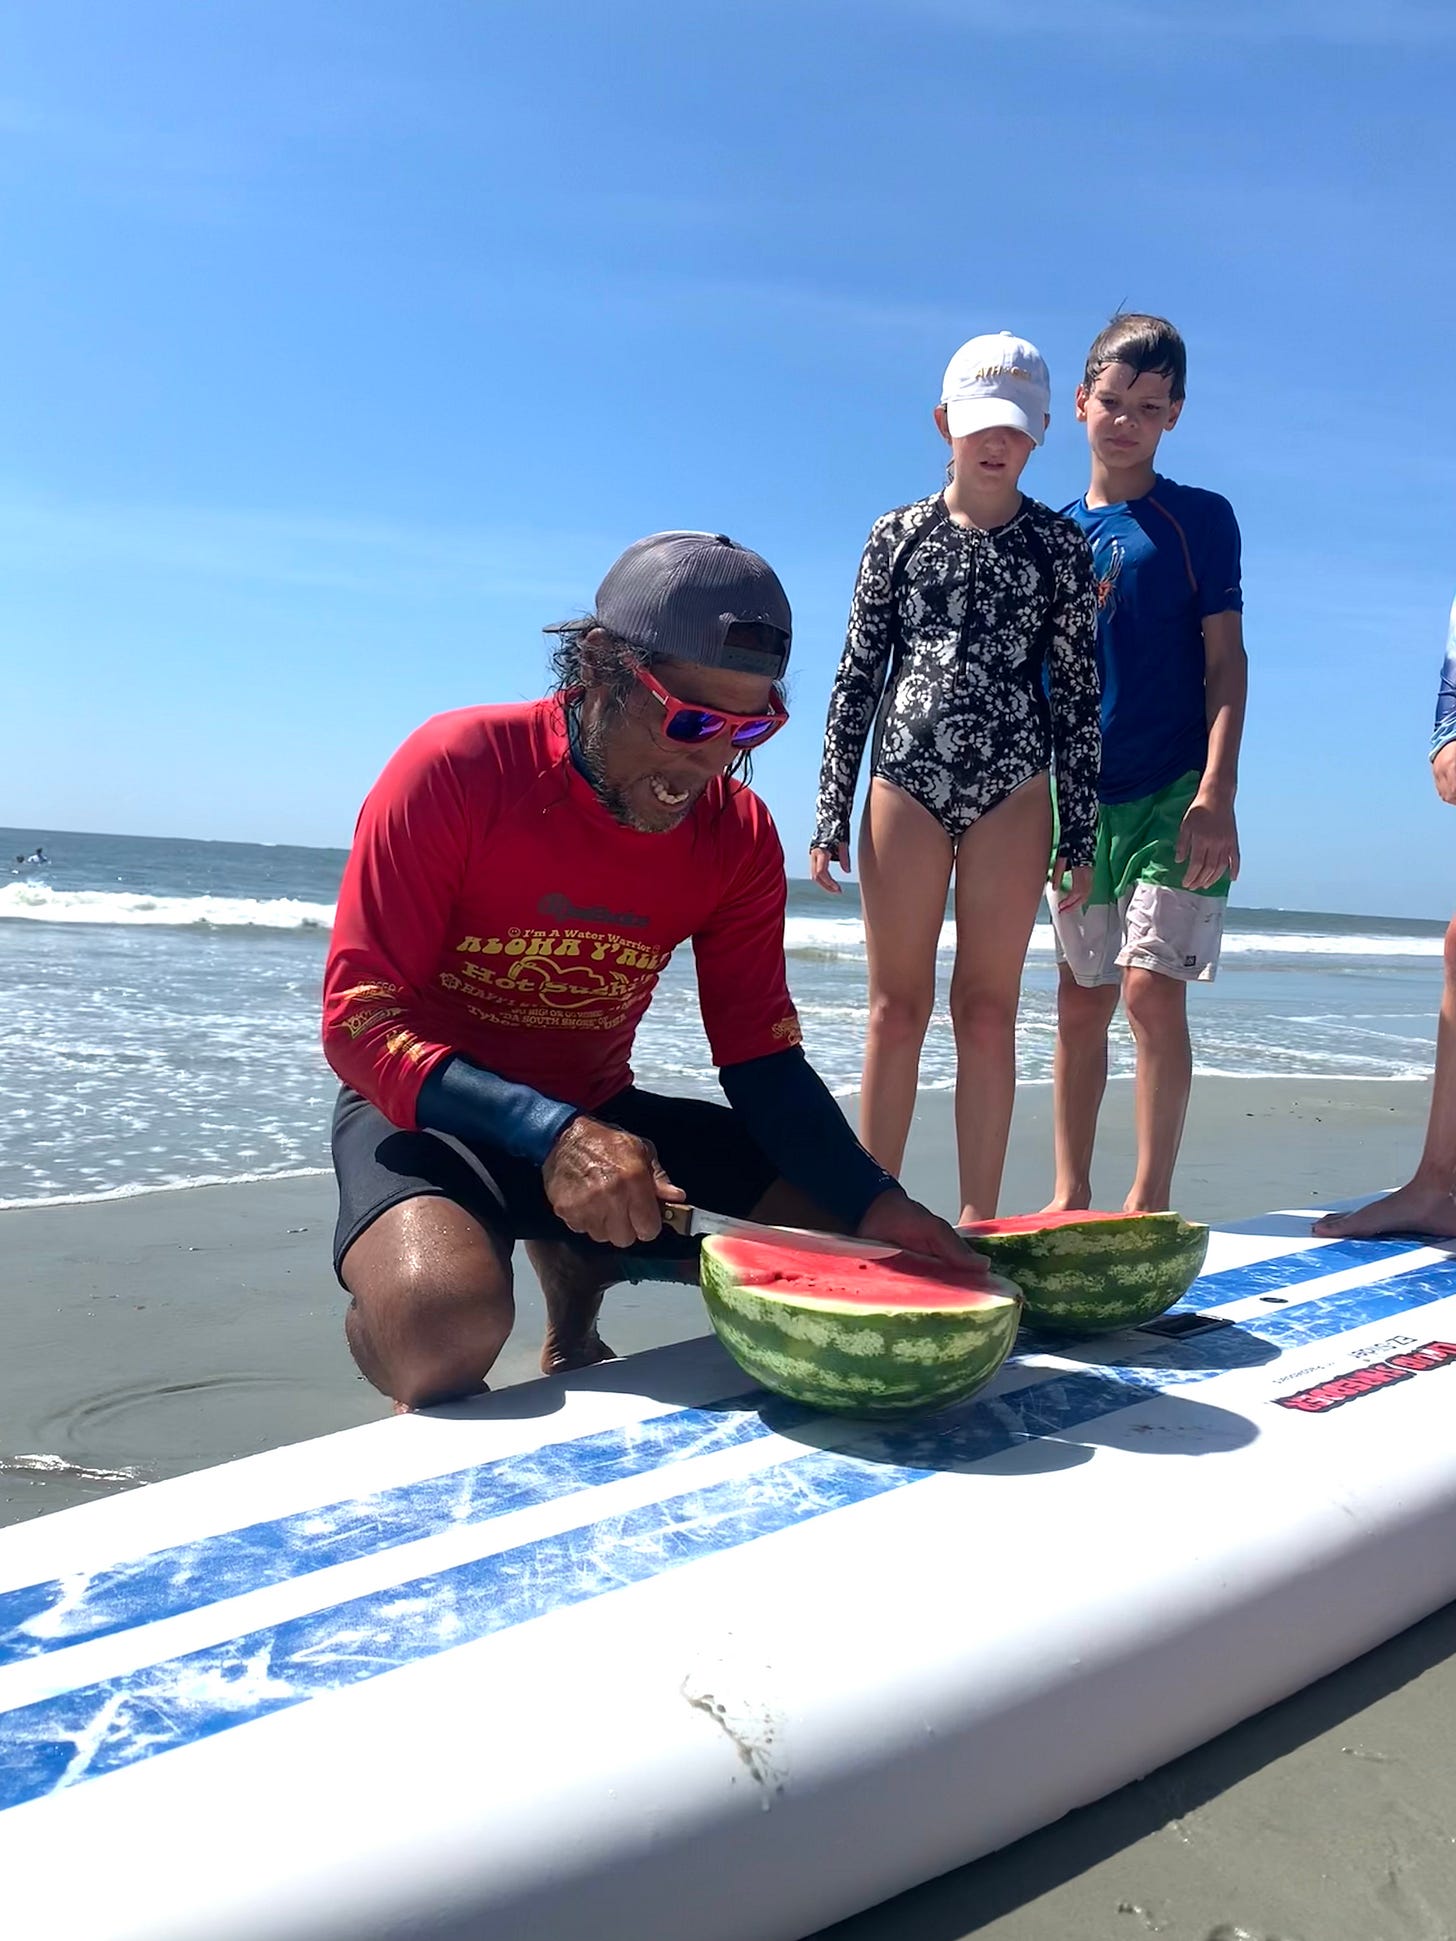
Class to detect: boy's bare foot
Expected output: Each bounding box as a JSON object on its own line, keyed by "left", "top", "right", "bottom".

{"left": 1312, "top": 1180, "right": 1456, "bottom": 1240}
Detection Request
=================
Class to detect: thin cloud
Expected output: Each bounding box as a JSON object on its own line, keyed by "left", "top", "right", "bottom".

{"left": 0, "top": 491, "right": 610, "bottom": 604}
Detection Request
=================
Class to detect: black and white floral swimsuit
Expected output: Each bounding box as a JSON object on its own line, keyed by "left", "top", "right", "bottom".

{"left": 813, "top": 493, "right": 1102, "bottom": 865}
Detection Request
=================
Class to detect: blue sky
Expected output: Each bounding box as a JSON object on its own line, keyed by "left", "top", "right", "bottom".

{"left": 3, "top": 0, "right": 1455, "bottom": 916}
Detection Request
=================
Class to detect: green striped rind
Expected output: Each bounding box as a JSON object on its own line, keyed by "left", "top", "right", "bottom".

{"left": 699, "top": 1248, "right": 1022, "bottom": 1418}
{"left": 971, "top": 1215, "right": 1209, "bottom": 1333}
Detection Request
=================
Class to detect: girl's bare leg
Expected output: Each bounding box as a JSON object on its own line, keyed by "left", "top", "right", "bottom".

{"left": 857, "top": 779, "right": 954, "bottom": 1176}
{"left": 949, "top": 775, "right": 1054, "bottom": 1223}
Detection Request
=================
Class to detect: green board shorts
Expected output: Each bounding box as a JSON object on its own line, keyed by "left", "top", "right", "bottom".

{"left": 1050, "top": 770, "right": 1230, "bottom": 988}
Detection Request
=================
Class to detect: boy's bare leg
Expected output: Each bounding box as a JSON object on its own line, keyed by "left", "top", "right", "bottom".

{"left": 948, "top": 776, "right": 1055, "bottom": 1223}
{"left": 1121, "top": 967, "right": 1193, "bottom": 1213}
{"left": 1314, "top": 913, "right": 1456, "bottom": 1239}
{"left": 1046, "top": 968, "right": 1121, "bottom": 1210}
{"left": 857, "top": 780, "right": 955, "bottom": 1177}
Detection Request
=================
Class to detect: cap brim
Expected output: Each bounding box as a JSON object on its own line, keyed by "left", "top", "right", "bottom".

{"left": 943, "top": 399, "right": 1044, "bottom": 446}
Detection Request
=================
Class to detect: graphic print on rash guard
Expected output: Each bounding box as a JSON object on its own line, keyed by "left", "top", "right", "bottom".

{"left": 323, "top": 698, "right": 803, "bottom": 1129}
{"left": 813, "top": 494, "right": 1101, "bottom": 862}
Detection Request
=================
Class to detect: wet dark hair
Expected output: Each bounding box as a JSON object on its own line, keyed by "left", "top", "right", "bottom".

{"left": 1083, "top": 312, "right": 1187, "bottom": 403}
{"left": 543, "top": 617, "right": 786, "bottom": 788}
{"left": 544, "top": 617, "right": 646, "bottom": 710}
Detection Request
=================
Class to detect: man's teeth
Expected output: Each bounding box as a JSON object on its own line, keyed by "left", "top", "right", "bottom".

{"left": 650, "top": 777, "right": 690, "bottom": 806}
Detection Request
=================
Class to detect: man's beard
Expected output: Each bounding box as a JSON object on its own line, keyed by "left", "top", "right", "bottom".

{"left": 575, "top": 700, "right": 656, "bottom": 832}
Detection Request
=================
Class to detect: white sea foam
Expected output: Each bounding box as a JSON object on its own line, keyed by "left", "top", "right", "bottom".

{"left": 1218, "top": 932, "right": 1442, "bottom": 958}
{"left": 782, "top": 916, "right": 1443, "bottom": 960}
{"left": 0, "top": 1164, "right": 333, "bottom": 1213}
{"left": 0, "top": 884, "right": 336, "bottom": 930}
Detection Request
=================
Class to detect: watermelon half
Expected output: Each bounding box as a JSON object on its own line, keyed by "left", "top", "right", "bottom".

{"left": 699, "top": 1236, "right": 1022, "bottom": 1418}
{"left": 957, "top": 1210, "right": 1209, "bottom": 1334}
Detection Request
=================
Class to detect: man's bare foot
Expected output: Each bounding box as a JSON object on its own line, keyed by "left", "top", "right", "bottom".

{"left": 1312, "top": 1179, "right": 1456, "bottom": 1240}
{"left": 540, "top": 1332, "right": 618, "bottom": 1376}
{"left": 527, "top": 1236, "right": 618, "bottom": 1375}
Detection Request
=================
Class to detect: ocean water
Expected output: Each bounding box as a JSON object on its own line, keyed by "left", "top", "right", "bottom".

{"left": 1, "top": 825, "right": 1445, "bottom": 1208}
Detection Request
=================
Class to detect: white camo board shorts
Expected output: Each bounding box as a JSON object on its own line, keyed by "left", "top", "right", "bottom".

{"left": 1047, "top": 881, "right": 1226, "bottom": 989}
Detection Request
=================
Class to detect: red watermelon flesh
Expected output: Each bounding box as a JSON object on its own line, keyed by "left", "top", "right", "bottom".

{"left": 711, "top": 1238, "right": 1013, "bottom": 1310}
{"left": 958, "top": 1209, "right": 1131, "bottom": 1237}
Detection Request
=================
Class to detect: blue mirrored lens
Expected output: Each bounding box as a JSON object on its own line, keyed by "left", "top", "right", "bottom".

{"left": 664, "top": 710, "right": 726, "bottom": 743}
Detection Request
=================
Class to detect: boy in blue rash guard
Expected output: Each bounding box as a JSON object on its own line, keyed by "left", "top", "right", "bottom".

{"left": 1314, "top": 594, "right": 1456, "bottom": 1240}
{"left": 1047, "top": 313, "right": 1248, "bottom": 1214}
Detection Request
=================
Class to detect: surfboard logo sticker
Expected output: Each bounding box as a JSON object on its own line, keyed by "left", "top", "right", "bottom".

{"left": 1275, "top": 1338, "right": 1456, "bottom": 1414}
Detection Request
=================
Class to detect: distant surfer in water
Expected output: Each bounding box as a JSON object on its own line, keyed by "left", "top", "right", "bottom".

{"left": 322, "top": 532, "right": 964, "bottom": 1409}
{"left": 1315, "top": 593, "right": 1456, "bottom": 1239}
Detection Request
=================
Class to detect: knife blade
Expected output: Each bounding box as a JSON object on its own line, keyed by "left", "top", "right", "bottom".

{"left": 659, "top": 1202, "right": 902, "bottom": 1260}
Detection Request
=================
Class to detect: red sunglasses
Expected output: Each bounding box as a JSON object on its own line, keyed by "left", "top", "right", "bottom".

{"left": 632, "top": 663, "right": 788, "bottom": 749}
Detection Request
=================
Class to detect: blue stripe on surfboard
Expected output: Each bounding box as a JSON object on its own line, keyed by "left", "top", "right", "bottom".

{"left": 0, "top": 1240, "right": 1440, "bottom": 1672}
{"left": 0, "top": 1392, "right": 813, "bottom": 1668}
{"left": 0, "top": 1447, "right": 924, "bottom": 1813}
{"left": 1173, "top": 1236, "right": 1426, "bottom": 1311}
{"left": 4, "top": 1255, "right": 1456, "bottom": 1815}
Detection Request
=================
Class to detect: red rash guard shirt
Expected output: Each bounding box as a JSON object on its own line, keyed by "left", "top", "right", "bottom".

{"left": 323, "top": 698, "right": 803, "bottom": 1128}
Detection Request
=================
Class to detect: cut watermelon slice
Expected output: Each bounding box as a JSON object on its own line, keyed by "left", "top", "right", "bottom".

{"left": 699, "top": 1235, "right": 1022, "bottom": 1417}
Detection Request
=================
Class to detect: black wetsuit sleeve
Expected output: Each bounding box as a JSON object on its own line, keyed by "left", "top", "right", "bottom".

{"left": 813, "top": 517, "right": 901, "bottom": 851}
{"left": 719, "top": 1046, "right": 898, "bottom": 1229}
{"left": 415, "top": 1055, "right": 579, "bottom": 1165}
{"left": 1046, "top": 524, "right": 1102, "bottom": 867}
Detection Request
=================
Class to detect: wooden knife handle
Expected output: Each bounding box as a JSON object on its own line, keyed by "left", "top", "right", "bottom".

{"left": 659, "top": 1202, "right": 694, "bottom": 1236}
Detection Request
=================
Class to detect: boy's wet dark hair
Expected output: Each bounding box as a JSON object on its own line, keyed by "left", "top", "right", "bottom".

{"left": 1083, "top": 313, "right": 1187, "bottom": 403}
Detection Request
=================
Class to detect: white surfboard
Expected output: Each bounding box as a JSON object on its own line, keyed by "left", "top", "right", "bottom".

{"left": 4, "top": 1210, "right": 1456, "bottom": 1941}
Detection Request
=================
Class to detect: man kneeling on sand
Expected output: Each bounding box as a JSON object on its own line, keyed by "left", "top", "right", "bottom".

{"left": 321, "top": 531, "right": 964, "bottom": 1407}
{"left": 1315, "top": 592, "right": 1456, "bottom": 1242}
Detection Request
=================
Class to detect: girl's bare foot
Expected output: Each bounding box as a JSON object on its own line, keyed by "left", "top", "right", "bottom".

{"left": 1313, "top": 1179, "right": 1456, "bottom": 1240}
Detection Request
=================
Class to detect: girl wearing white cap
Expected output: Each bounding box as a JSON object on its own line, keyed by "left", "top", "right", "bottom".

{"left": 810, "top": 332, "right": 1101, "bottom": 1224}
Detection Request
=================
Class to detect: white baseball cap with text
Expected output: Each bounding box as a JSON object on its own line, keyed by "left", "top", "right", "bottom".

{"left": 941, "top": 331, "right": 1051, "bottom": 445}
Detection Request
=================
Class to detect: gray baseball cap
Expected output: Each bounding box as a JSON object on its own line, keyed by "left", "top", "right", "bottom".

{"left": 593, "top": 531, "right": 792, "bottom": 678}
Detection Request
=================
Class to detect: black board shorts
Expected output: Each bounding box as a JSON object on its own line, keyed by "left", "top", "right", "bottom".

{"left": 330, "top": 1083, "right": 779, "bottom": 1283}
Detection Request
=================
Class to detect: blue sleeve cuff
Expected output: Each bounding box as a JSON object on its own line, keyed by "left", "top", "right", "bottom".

{"left": 719, "top": 1047, "right": 897, "bottom": 1230}
{"left": 416, "top": 1057, "right": 578, "bottom": 1166}
{"left": 1432, "top": 718, "right": 1456, "bottom": 762}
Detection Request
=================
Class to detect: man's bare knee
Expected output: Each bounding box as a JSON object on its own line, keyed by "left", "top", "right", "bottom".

{"left": 341, "top": 1198, "right": 514, "bottom": 1407}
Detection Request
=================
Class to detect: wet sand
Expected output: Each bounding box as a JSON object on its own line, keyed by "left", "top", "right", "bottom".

{"left": 3, "top": 1074, "right": 1454, "bottom": 1934}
